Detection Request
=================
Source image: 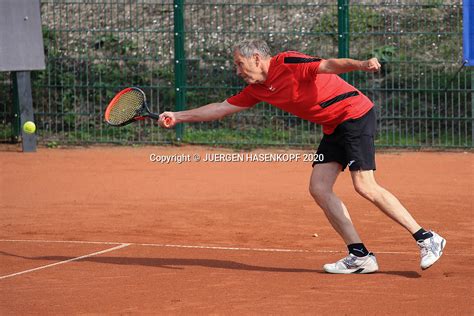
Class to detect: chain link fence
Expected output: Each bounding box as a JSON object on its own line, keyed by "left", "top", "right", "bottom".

{"left": 0, "top": 0, "right": 472, "bottom": 148}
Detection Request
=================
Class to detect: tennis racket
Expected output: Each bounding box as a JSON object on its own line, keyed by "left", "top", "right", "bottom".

{"left": 104, "top": 87, "right": 171, "bottom": 127}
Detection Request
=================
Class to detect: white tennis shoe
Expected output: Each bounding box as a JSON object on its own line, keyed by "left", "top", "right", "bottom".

{"left": 417, "top": 231, "right": 446, "bottom": 270}
{"left": 323, "top": 253, "right": 379, "bottom": 274}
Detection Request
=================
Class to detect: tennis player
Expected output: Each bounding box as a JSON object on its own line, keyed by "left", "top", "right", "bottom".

{"left": 159, "top": 39, "right": 446, "bottom": 274}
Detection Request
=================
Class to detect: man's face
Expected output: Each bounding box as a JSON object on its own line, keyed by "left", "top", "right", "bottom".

{"left": 233, "top": 51, "right": 264, "bottom": 84}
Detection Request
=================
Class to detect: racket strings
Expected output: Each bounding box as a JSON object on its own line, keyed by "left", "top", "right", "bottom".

{"left": 107, "top": 90, "right": 144, "bottom": 125}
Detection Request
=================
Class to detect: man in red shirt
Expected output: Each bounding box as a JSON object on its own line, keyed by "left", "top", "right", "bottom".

{"left": 159, "top": 39, "right": 446, "bottom": 274}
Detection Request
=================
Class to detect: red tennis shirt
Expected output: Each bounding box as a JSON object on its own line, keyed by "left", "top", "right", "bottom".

{"left": 226, "top": 51, "right": 374, "bottom": 134}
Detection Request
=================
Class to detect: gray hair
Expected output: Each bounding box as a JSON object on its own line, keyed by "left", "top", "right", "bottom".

{"left": 233, "top": 39, "right": 271, "bottom": 58}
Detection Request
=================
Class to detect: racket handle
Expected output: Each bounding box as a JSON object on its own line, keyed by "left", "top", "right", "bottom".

{"left": 163, "top": 117, "right": 172, "bottom": 127}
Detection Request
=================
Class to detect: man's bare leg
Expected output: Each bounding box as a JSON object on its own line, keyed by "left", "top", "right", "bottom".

{"left": 350, "top": 170, "right": 421, "bottom": 234}
{"left": 309, "top": 162, "right": 362, "bottom": 244}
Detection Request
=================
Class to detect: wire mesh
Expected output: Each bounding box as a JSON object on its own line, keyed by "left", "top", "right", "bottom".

{"left": 0, "top": 0, "right": 471, "bottom": 148}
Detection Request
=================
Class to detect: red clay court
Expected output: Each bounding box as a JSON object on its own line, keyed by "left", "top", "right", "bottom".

{"left": 0, "top": 146, "right": 473, "bottom": 314}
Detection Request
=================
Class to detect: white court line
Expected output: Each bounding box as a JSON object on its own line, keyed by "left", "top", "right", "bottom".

{"left": 0, "top": 239, "right": 414, "bottom": 255}
{"left": 0, "top": 239, "right": 123, "bottom": 245}
{"left": 137, "top": 243, "right": 310, "bottom": 253}
{"left": 0, "top": 243, "right": 130, "bottom": 280}
{"left": 0, "top": 239, "right": 470, "bottom": 256}
{"left": 0, "top": 239, "right": 308, "bottom": 253}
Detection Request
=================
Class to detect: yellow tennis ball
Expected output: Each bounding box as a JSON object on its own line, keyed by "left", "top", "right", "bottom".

{"left": 23, "top": 121, "right": 36, "bottom": 134}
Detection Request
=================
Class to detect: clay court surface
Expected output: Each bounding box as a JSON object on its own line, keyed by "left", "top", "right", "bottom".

{"left": 0, "top": 145, "right": 472, "bottom": 314}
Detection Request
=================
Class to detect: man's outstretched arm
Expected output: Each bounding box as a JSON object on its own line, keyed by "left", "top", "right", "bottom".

{"left": 158, "top": 100, "right": 247, "bottom": 128}
{"left": 318, "top": 58, "right": 381, "bottom": 74}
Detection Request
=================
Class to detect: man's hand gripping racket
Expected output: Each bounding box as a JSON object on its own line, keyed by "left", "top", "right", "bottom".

{"left": 104, "top": 87, "right": 174, "bottom": 128}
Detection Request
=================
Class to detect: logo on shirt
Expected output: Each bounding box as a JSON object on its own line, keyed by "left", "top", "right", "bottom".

{"left": 268, "top": 85, "right": 276, "bottom": 92}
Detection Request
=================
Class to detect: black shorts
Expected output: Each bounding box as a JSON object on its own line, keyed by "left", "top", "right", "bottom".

{"left": 313, "top": 108, "right": 376, "bottom": 171}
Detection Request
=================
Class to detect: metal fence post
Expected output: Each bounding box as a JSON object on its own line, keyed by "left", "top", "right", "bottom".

{"left": 11, "top": 72, "right": 21, "bottom": 142}
{"left": 338, "top": 0, "right": 350, "bottom": 82}
{"left": 173, "top": 0, "right": 185, "bottom": 141}
{"left": 13, "top": 71, "right": 36, "bottom": 152}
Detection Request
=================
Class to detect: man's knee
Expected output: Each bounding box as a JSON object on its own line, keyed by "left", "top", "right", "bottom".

{"left": 353, "top": 180, "right": 380, "bottom": 202}
{"left": 309, "top": 181, "right": 332, "bottom": 202}
{"left": 310, "top": 162, "right": 340, "bottom": 203}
